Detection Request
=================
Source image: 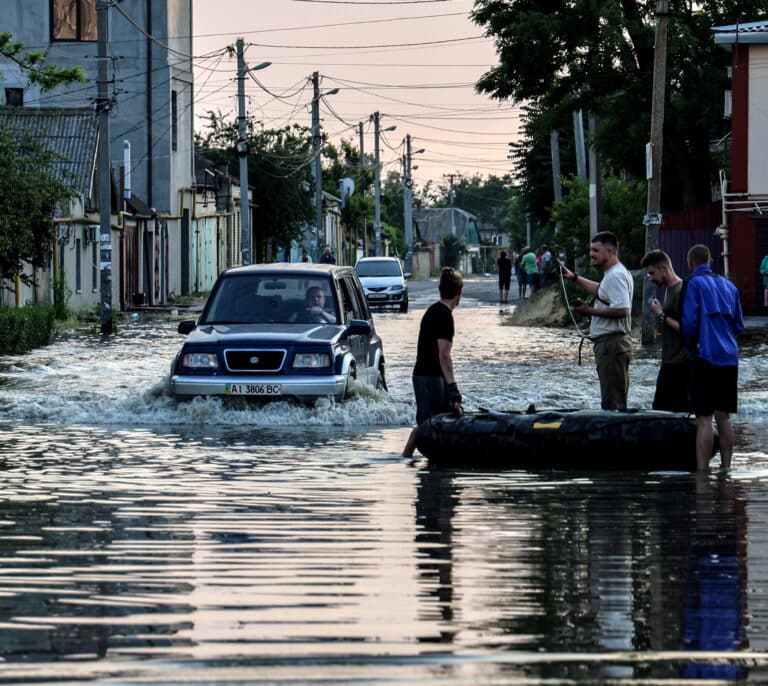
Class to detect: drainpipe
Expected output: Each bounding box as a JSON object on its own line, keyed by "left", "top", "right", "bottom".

{"left": 716, "top": 170, "right": 731, "bottom": 279}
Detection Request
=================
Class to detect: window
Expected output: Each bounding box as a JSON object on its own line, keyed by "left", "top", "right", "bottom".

{"left": 5, "top": 88, "right": 23, "bottom": 107}
{"left": 171, "top": 90, "right": 178, "bottom": 151}
{"left": 52, "top": 0, "right": 97, "bottom": 42}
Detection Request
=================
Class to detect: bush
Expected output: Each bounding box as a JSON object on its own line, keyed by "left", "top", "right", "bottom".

{"left": 0, "top": 304, "right": 56, "bottom": 354}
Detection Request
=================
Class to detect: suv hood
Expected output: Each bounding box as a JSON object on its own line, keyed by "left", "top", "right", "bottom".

{"left": 185, "top": 323, "right": 344, "bottom": 345}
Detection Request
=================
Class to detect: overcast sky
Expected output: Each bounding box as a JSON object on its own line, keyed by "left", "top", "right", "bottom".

{"left": 192, "top": 0, "right": 521, "bottom": 192}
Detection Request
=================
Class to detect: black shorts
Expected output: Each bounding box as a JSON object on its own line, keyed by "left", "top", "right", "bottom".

{"left": 412, "top": 375, "right": 449, "bottom": 425}
{"left": 653, "top": 360, "right": 692, "bottom": 413}
{"left": 690, "top": 359, "right": 738, "bottom": 416}
{"left": 499, "top": 276, "right": 511, "bottom": 289}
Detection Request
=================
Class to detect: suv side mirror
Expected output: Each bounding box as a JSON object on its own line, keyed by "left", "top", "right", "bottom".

{"left": 347, "top": 319, "right": 371, "bottom": 337}
{"left": 178, "top": 320, "right": 196, "bottom": 335}
{"left": 403, "top": 272, "right": 412, "bottom": 279}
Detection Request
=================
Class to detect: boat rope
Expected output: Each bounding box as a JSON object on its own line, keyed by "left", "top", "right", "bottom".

{"left": 558, "top": 264, "right": 591, "bottom": 365}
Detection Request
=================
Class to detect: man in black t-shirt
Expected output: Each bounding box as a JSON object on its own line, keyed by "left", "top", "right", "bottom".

{"left": 402, "top": 267, "right": 464, "bottom": 457}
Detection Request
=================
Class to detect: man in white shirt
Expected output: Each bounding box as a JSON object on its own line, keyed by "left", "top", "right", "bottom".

{"left": 559, "top": 232, "right": 634, "bottom": 409}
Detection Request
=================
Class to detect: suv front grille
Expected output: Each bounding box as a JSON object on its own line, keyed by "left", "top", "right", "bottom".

{"left": 225, "top": 349, "right": 286, "bottom": 372}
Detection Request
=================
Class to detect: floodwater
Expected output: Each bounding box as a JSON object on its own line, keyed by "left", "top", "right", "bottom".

{"left": 1, "top": 284, "right": 768, "bottom": 684}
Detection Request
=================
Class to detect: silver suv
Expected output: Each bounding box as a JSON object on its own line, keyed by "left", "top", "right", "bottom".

{"left": 355, "top": 257, "right": 409, "bottom": 313}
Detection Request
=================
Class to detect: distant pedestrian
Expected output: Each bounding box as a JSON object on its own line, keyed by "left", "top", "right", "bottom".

{"left": 521, "top": 247, "right": 539, "bottom": 297}
{"left": 641, "top": 249, "right": 691, "bottom": 412}
{"left": 320, "top": 247, "right": 336, "bottom": 264}
{"left": 515, "top": 249, "right": 526, "bottom": 299}
{"left": 681, "top": 244, "right": 744, "bottom": 470}
{"left": 760, "top": 254, "right": 768, "bottom": 308}
{"left": 301, "top": 250, "right": 311, "bottom": 263}
{"left": 497, "top": 250, "right": 512, "bottom": 303}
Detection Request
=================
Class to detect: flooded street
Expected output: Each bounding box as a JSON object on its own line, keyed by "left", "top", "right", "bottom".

{"left": 1, "top": 282, "right": 768, "bottom": 684}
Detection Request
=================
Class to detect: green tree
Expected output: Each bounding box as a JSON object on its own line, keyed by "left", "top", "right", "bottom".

{"left": 551, "top": 174, "right": 646, "bottom": 268}
{"left": 196, "top": 112, "right": 314, "bottom": 262}
{"left": 0, "top": 32, "right": 84, "bottom": 90}
{"left": 472, "top": 0, "right": 767, "bottom": 212}
{"left": 0, "top": 129, "right": 75, "bottom": 286}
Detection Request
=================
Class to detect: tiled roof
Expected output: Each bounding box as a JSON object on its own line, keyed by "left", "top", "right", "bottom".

{"left": 0, "top": 106, "right": 98, "bottom": 198}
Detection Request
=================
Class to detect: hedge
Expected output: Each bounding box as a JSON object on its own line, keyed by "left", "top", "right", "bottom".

{"left": 0, "top": 304, "right": 56, "bottom": 354}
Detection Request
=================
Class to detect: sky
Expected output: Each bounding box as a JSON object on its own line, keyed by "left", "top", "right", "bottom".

{"left": 192, "top": 0, "right": 522, "bottom": 193}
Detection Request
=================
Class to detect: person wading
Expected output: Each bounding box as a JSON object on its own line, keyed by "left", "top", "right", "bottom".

{"left": 402, "top": 267, "right": 464, "bottom": 457}
{"left": 559, "top": 231, "right": 634, "bottom": 410}
{"left": 680, "top": 244, "right": 744, "bottom": 470}
{"left": 641, "top": 249, "right": 692, "bottom": 412}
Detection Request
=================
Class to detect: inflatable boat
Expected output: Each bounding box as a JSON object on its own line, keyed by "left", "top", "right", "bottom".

{"left": 415, "top": 408, "right": 708, "bottom": 471}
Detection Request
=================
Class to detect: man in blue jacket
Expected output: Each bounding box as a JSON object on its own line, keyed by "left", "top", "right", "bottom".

{"left": 681, "top": 244, "right": 744, "bottom": 470}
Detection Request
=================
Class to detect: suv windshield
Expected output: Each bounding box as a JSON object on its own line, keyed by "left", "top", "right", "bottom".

{"left": 201, "top": 274, "right": 339, "bottom": 324}
{"left": 356, "top": 260, "right": 402, "bottom": 278}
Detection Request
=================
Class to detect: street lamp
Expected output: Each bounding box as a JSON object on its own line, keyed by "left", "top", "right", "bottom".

{"left": 236, "top": 38, "right": 270, "bottom": 265}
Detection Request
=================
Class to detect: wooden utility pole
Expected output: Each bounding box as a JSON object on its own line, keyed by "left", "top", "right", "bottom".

{"left": 642, "top": 0, "right": 670, "bottom": 345}
{"left": 97, "top": 0, "right": 113, "bottom": 334}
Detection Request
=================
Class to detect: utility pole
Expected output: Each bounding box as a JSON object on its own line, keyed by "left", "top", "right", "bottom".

{"left": 311, "top": 72, "right": 323, "bottom": 259}
{"left": 550, "top": 130, "right": 562, "bottom": 234}
{"left": 588, "top": 114, "right": 601, "bottom": 238}
{"left": 370, "top": 112, "right": 396, "bottom": 256}
{"left": 97, "top": 0, "right": 113, "bottom": 334}
{"left": 358, "top": 121, "right": 366, "bottom": 258}
{"left": 372, "top": 111, "right": 383, "bottom": 256}
{"left": 642, "top": 0, "right": 670, "bottom": 345}
{"left": 573, "top": 110, "right": 587, "bottom": 179}
{"left": 403, "top": 135, "right": 413, "bottom": 272}
{"left": 236, "top": 38, "right": 251, "bottom": 265}
{"left": 443, "top": 173, "right": 459, "bottom": 238}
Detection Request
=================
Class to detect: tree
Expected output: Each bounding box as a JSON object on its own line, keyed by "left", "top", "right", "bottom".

{"left": 471, "top": 0, "right": 768, "bottom": 212}
{"left": 0, "top": 129, "right": 75, "bottom": 287}
{"left": 0, "top": 32, "right": 84, "bottom": 89}
{"left": 196, "top": 112, "right": 314, "bottom": 262}
{"left": 551, "top": 174, "right": 646, "bottom": 268}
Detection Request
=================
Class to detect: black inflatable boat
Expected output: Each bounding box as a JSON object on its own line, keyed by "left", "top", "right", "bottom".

{"left": 415, "top": 408, "right": 708, "bottom": 471}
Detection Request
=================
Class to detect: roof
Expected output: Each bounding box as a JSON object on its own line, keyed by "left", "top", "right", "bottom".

{"left": 224, "top": 262, "right": 354, "bottom": 276}
{"left": 713, "top": 20, "right": 768, "bottom": 45}
{"left": 0, "top": 106, "right": 98, "bottom": 198}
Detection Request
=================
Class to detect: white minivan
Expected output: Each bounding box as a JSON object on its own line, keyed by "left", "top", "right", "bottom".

{"left": 355, "top": 257, "right": 409, "bottom": 313}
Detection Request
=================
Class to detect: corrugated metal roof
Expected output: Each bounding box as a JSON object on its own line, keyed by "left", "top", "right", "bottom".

{"left": 0, "top": 106, "right": 98, "bottom": 198}
{"left": 712, "top": 20, "right": 768, "bottom": 45}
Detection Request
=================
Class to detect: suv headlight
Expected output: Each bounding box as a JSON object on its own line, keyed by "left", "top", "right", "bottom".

{"left": 390, "top": 285, "right": 404, "bottom": 292}
{"left": 181, "top": 352, "right": 219, "bottom": 369}
{"left": 293, "top": 353, "right": 331, "bottom": 369}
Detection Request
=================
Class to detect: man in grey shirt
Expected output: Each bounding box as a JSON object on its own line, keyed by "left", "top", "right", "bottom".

{"left": 559, "top": 231, "right": 634, "bottom": 409}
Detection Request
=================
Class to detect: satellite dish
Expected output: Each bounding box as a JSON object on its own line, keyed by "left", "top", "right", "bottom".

{"left": 338, "top": 177, "right": 355, "bottom": 208}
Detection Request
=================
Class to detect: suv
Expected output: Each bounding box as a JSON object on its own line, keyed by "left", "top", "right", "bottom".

{"left": 355, "top": 257, "right": 409, "bottom": 312}
{"left": 169, "top": 263, "right": 386, "bottom": 404}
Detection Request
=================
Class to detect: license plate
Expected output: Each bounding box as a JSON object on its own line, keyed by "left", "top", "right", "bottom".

{"left": 368, "top": 293, "right": 387, "bottom": 300}
{"left": 225, "top": 383, "right": 281, "bottom": 396}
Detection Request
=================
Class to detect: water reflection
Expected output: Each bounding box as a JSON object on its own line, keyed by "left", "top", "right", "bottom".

{"left": 414, "top": 467, "right": 751, "bottom": 680}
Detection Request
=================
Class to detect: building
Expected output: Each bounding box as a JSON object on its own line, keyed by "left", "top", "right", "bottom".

{"left": 413, "top": 207, "right": 481, "bottom": 276}
{"left": 712, "top": 20, "right": 768, "bottom": 314}
{"left": 1, "top": 0, "right": 196, "bottom": 310}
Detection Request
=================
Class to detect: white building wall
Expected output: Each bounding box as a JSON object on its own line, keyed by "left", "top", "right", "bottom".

{"left": 748, "top": 45, "right": 768, "bottom": 195}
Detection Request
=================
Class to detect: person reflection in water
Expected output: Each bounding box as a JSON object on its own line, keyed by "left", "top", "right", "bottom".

{"left": 681, "top": 474, "right": 747, "bottom": 680}
{"left": 302, "top": 286, "right": 336, "bottom": 324}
